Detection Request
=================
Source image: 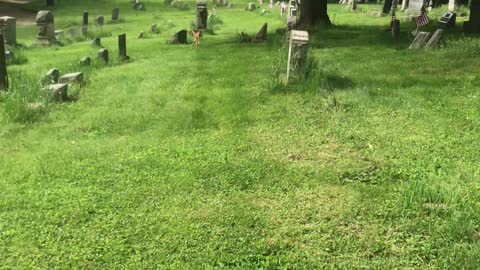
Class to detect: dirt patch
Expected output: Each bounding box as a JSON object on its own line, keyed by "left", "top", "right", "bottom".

{"left": 0, "top": 2, "right": 36, "bottom": 25}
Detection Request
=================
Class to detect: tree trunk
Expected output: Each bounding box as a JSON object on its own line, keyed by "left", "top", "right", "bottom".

{"left": 299, "top": 0, "right": 331, "bottom": 27}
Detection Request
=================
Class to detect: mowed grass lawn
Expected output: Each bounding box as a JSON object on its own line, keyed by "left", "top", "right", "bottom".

{"left": 1, "top": 0, "right": 480, "bottom": 268}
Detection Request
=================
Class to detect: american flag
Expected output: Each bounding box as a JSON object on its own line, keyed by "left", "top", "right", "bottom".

{"left": 416, "top": 5, "right": 430, "bottom": 27}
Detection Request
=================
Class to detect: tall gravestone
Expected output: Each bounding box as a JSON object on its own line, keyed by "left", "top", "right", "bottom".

{"left": 118, "top": 34, "right": 129, "bottom": 60}
{"left": 401, "top": 0, "right": 408, "bottom": 11}
{"left": 196, "top": 0, "right": 208, "bottom": 30}
{"left": 464, "top": 1, "right": 480, "bottom": 33}
{"left": 83, "top": 11, "right": 88, "bottom": 26}
{"left": 0, "top": 17, "right": 16, "bottom": 46}
{"left": 0, "top": 34, "right": 7, "bottom": 90}
{"left": 406, "top": 0, "right": 424, "bottom": 15}
{"left": 36, "top": 10, "right": 56, "bottom": 45}
{"left": 287, "top": 30, "right": 309, "bottom": 83}
{"left": 95, "top": 16, "right": 104, "bottom": 27}
{"left": 448, "top": 0, "right": 456, "bottom": 12}
{"left": 112, "top": 8, "right": 120, "bottom": 21}
{"left": 382, "top": 0, "right": 393, "bottom": 14}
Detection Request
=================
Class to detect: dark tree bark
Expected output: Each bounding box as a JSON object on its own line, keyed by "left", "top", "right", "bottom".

{"left": 299, "top": 0, "right": 331, "bottom": 27}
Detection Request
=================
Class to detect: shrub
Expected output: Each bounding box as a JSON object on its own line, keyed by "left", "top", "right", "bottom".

{"left": 234, "top": 31, "right": 252, "bottom": 43}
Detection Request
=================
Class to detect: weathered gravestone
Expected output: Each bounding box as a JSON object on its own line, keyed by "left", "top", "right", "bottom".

{"left": 59, "top": 72, "right": 84, "bottom": 85}
{"left": 401, "top": 0, "right": 408, "bottom": 11}
{"left": 36, "top": 10, "right": 57, "bottom": 45}
{"left": 0, "top": 34, "right": 7, "bottom": 90}
{"left": 83, "top": 11, "right": 88, "bottom": 26}
{"left": 247, "top": 3, "right": 256, "bottom": 11}
{"left": 150, "top": 23, "right": 159, "bottom": 34}
{"left": 196, "top": 0, "right": 208, "bottom": 30}
{"left": 98, "top": 48, "right": 109, "bottom": 64}
{"left": 392, "top": 19, "right": 400, "bottom": 41}
{"left": 351, "top": 0, "right": 357, "bottom": 12}
{"left": 0, "top": 17, "right": 16, "bottom": 46}
{"left": 255, "top": 23, "right": 268, "bottom": 42}
{"left": 112, "top": 8, "right": 120, "bottom": 21}
{"left": 406, "top": 0, "right": 424, "bottom": 15}
{"left": 46, "top": 83, "right": 68, "bottom": 102}
{"left": 91, "top": 37, "right": 101, "bottom": 47}
{"left": 448, "top": 0, "right": 456, "bottom": 12}
{"left": 287, "top": 30, "right": 309, "bottom": 83}
{"left": 137, "top": 31, "right": 145, "bottom": 39}
{"left": 382, "top": 0, "right": 392, "bottom": 14}
{"left": 463, "top": 1, "right": 480, "bottom": 33}
{"left": 95, "top": 16, "right": 104, "bottom": 27}
{"left": 54, "top": 30, "right": 64, "bottom": 40}
{"left": 438, "top": 11, "right": 456, "bottom": 29}
{"left": 79, "top": 56, "right": 91, "bottom": 66}
{"left": 118, "top": 34, "right": 129, "bottom": 60}
{"left": 409, "top": 31, "right": 430, "bottom": 49}
{"left": 169, "top": 30, "right": 187, "bottom": 44}
{"left": 45, "top": 68, "right": 60, "bottom": 83}
{"left": 424, "top": 29, "right": 443, "bottom": 49}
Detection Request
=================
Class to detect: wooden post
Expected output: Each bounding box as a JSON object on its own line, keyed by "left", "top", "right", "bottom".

{"left": 0, "top": 34, "right": 8, "bottom": 90}
{"left": 118, "top": 34, "right": 128, "bottom": 60}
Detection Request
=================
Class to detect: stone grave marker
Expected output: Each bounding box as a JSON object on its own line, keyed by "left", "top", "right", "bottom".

{"left": 409, "top": 31, "right": 430, "bottom": 49}
{"left": 112, "top": 8, "right": 120, "bottom": 21}
{"left": 382, "top": 0, "right": 392, "bottom": 14}
{"left": 0, "top": 17, "right": 16, "bottom": 46}
{"left": 392, "top": 19, "right": 400, "bottom": 41}
{"left": 91, "top": 37, "right": 101, "bottom": 47}
{"left": 169, "top": 30, "right": 187, "bottom": 44}
{"left": 36, "top": 10, "right": 57, "bottom": 45}
{"left": 81, "top": 25, "right": 88, "bottom": 37}
{"left": 463, "top": 1, "right": 480, "bottom": 33}
{"left": 137, "top": 31, "right": 145, "bottom": 39}
{"left": 98, "top": 48, "right": 109, "bottom": 64}
{"left": 45, "top": 68, "right": 60, "bottom": 83}
{"left": 448, "top": 0, "right": 456, "bottom": 12}
{"left": 79, "top": 56, "right": 91, "bottom": 66}
{"left": 54, "top": 30, "right": 64, "bottom": 40}
{"left": 247, "top": 3, "right": 256, "bottom": 11}
{"left": 424, "top": 29, "right": 443, "bottom": 49}
{"left": 59, "top": 72, "right": 84, "bottom": 85}
{"left": 150, "top": 23, "right": 159, "bottom": 34}
{"left": 287, "top": 30, "right": 309, "bottom": 83}
{"left": 46, "top": 83, "right": 68, "bottom": 102}
{"left": 95, "top": 16, "right": 104, "bottom": 27}
{"left": 83, "top": 11, "right": 88, "bottom": 26}
{"left": 438, "top": 12, "right": 456, "bottom": 29}
{"left": 406, "top": 0, "right": 424, "bottom": 15}
{"left": 255, "top": 23, "right": 268, "bottom": 42}
{"left": 118, "top": 34, "right": 129, "bottom": 60}
{"left": 196, "top": 0, "right": 208, "bottom": 30}
{"left": 351, "top": 0, "right": 357, "bottom": 12}
{"left": 0, "top": 34, "right": 7, "bottom": 90}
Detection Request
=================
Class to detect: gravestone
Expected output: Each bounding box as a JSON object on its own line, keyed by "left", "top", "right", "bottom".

{"left": 0, "top": 34, "right": 7, "bottom": 90}
{"left": 169, "top": 30, "right": 187, "bottom": 44}
{"left": 406, "top": 0, "right": 424, "bottom": 15}
{"left": 287, "top": 30, "right": 309, "bottom": 83}
{"left": 401, "top": 0, "right": 408, "bottom": 11}
{"left": 95, "top": 16, "right": 104, "bottom": 27}
{"left": 409, "top": 31, "right": 430, "bottom": 49}
{"left": 150, "top": 23, "right": 159, "bottom": 34}
{"left": 45, "top": 68, "right": 60, "bottom": 83}
{"left": 382, "top": 0, "right": 392, "bottom": 14}
{"left": 36, "top": 10, "right": 56, "bottom": 45}
{"left": 448, "top": 0, "right": 456, "bottom": 12}
{"left": 91, "top": 37, "right": 101, "bottom": 47}
{"left": 112, "top": 8, "right": 120, "bottom": 21}
{"left": 46, "top": 83, "right": 68, "bottom": 102}
{"left": 138, "top": 31, "right": 145, "bottom": 39}
{"left": 54, "top": 30, "right": 64, "bottom": 40}
{"left": 118, "top": 34, "right": 129, "bottom": 60}
{"left": 463, "top": 1, "right": 480, "bottom": 33}
{"left": 98, "top": 48, "right": 109, "bottom": 64}
{"left": 79, "top": 56, "right": 91, "bottom": 66}
{"left": 196, "top": 0, "right": 208, "bottom": 30}
{"left": 438, "top": 11, "right": 456, "bottom": 29}
{"left": 59, "top": 72, "right": 84, "bottom": 84}
{"left": 424, "top": 29, "right": 443, "bottom": 49}
{"left": 83, "top": 11, "right": 88, "bottom": 26}
{"left": 0, "top": 17, "right": 16, "bottom": 46}
{"left": 247, "top": 3, "right": 256, "bottom": 11}
{"left": 81, "top": 25, "right": 88, "bottom": 37}
{"left": 255, "top": 23, "right": 268, "bottom": 42}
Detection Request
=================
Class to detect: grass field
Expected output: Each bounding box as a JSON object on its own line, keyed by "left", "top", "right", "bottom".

{"left": 1, "top": 0, "right": 480, "bottom": 268}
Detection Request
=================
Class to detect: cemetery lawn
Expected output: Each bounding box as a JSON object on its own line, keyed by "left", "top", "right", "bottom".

{"left": 2, "top": 0, "right": 480, "bottom": 268}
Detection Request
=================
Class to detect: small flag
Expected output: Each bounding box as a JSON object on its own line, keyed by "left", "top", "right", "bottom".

{"left": 416, "top": 5, "right": 430, "bottom": 28}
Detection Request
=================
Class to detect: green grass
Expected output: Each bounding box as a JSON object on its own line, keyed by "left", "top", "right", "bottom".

{"left": 1, "top": 0, "right": 480, "bottom": 268}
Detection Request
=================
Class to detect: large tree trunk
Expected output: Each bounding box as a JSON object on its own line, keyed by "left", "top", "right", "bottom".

{"left": 299, "top": 0, "right": 331, "bottom": 27}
